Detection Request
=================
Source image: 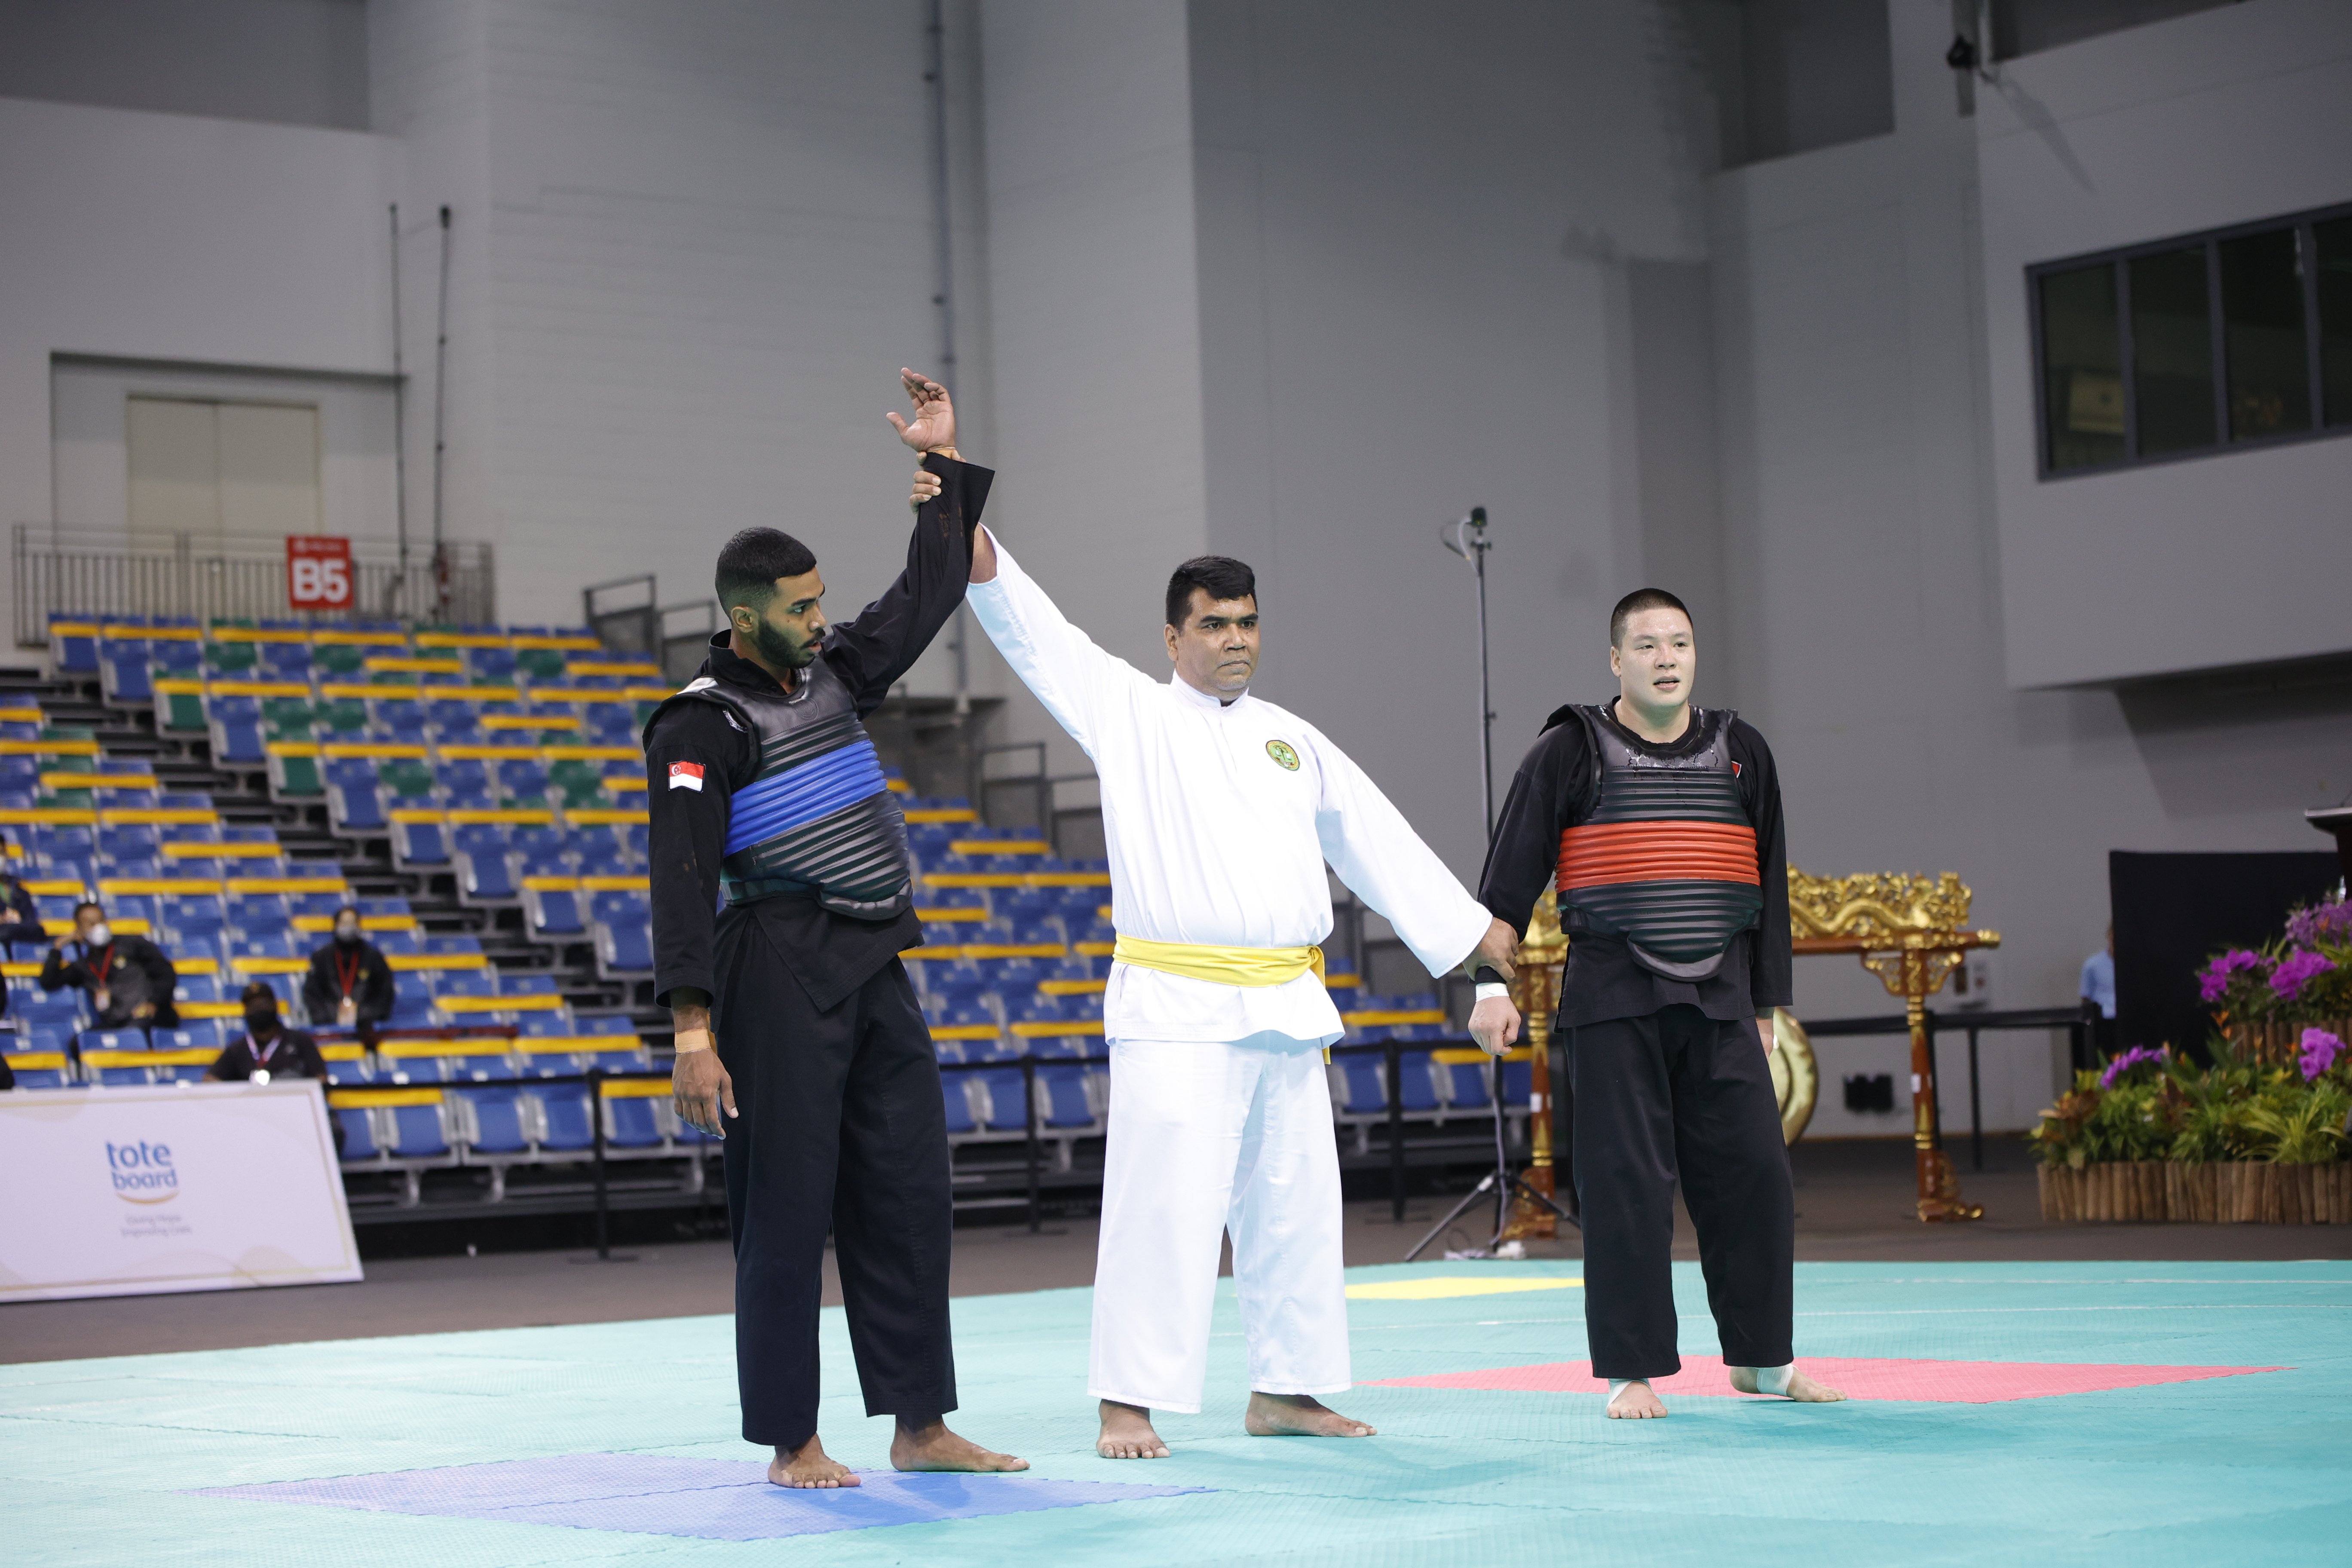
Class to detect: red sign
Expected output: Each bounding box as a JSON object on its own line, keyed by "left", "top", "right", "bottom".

{"left": 287, "top": 536, "right": 353, "bottom": 610}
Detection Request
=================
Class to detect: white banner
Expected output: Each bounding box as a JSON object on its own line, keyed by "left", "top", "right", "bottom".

{"left": 0, "top": 1080, "right": 362, "bottom": 1302}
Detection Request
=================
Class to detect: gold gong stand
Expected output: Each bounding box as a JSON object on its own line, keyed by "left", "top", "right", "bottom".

{"left": 1500, "top": 892, "right": 1825, "bottom": 1241}
{"left": 1790, "top": 868, "right": 1999, "bottom": 1223}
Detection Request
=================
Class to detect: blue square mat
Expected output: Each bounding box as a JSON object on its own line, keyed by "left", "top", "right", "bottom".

{"left": 193, "top": 1452, "right": 1205, "bottom": 1540}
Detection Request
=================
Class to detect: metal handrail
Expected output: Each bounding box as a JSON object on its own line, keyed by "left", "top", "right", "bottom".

{"left": 15, "top": 524, "right": 496, "bottom": 643}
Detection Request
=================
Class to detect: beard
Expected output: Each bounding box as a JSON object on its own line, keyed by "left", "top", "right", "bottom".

{"left": 747, "top": 616, "right": 818, "bottom": 671}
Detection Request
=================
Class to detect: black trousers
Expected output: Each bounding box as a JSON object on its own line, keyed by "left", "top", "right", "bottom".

{"left": 1566, "top": 1004, "right": 1794, "bottom": 1379}
{"left": 712, "top": 915, "right": 956, "bottom": 1449}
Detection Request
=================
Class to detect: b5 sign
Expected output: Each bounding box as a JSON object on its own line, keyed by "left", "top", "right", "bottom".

{"left": 287, "top": 536, "right": 353, "bottom": 610}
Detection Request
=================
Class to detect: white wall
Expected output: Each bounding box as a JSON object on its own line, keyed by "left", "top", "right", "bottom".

{"left": 0, "top": 0, "right": 371, "bottom": 131}
{"left": 0, "top": 95, "right": 400, "bottom": 636}
{"left": 1705, "top": 0, "right": 2352, "bottom": 1136}
{"left": 1180, "top": 0, "right": 1713, "bottom": 882}
{"left": 1979, "top": 0, "right": 2352, "bottom": 687}
{"left": 372, "top": 0, "right": 987, "bottom": 655}
{"left": 50, "top": 359, "right": 398, "bottom": 545}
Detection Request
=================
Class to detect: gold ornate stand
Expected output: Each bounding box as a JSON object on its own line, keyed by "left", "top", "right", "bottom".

{"left": 1502, "top": 893, "right": 1570, "bottom": 1241}
{"left": 1789, "top": 870, "right": 2000, "bottom": 1224}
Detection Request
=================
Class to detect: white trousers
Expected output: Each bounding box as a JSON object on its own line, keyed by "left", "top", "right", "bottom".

{"left": 1089, "top": 1032, "right": 1351, "bottom": 1413}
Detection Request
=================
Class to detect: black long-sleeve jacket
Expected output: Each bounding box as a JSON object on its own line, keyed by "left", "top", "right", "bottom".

{"left": 645, "top": 453, "right": 989, "bottom": 1013}
{"left": 41, "top": 934, "right": 180, "bottom": 1029}
{"left": 1476, "top": 701, "right": 1793, "bottom": 1029}
{"left": 302, "top": 938, "right": 398, "bottom": 1028}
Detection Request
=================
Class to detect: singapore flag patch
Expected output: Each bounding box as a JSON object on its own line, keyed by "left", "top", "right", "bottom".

{"left": 668, "top": 761, "right": 706, "bottom": 792}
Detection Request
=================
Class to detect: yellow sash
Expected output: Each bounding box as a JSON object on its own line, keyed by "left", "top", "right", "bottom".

{"left": 1111, "top": 934, "right": 1326, "bottom": 988}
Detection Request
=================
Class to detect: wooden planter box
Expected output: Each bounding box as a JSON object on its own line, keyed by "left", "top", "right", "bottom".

{"left": 2039, "top": 1161, "right": 2352, "bottom": 1223}
{"left": 2226, "top": 1016, "right": 2352, "bottom": 1069}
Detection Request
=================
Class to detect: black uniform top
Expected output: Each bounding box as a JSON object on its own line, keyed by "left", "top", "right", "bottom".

{"left": 1477, "top": 700, "right": 1793, "bottom": 1029}
{"left": 208, "top": 1028, "right": 328, "bottom": 1081}
{"left": 301, "top": 938, "right": 397, "bottom": 1026}
{"left": 645, "top": 453, "right": 991, "bottom": 1014}
{"left": 40, "top": 934, "right": 180, "bottom": 1028}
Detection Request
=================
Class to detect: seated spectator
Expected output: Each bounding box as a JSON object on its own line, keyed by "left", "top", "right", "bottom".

{"left": 0, "top": 858, "right": 44, "bottom": 955}
{"left": 208, "top": 981, "right": 327, "bottom": 1083}
{"left": 301, "top": 907, "right": 396, "bottom": 1035}
{"left": 40, "top": 901, "right": 178, "bottom": 1029}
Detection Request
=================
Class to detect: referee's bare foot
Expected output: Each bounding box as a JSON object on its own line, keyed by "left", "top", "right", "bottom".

{"left": 1244, "top": 1392, "right": 1376, "bottom": 1438}
{"left": 1097, "top": 1400, "right": 1171, "bottom": 1458}
{"left": 1606, "top": 1380, "right": 1668, "bottom": 1418}
{"left": 770, "top": 1434, "right": 859, "bottom": 1488}
{"left": 1728, "top": 1365, "right": 1848, "bottom": 1403}
{"left": 890, "top": 1418, "right": 1029, "bottom": 1474}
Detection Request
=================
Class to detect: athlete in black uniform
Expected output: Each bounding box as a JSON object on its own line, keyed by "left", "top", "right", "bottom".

{"left": 646, "top": 369, "right": 1026, "bottom": 1489}
{"left": 1469, "top": 588, "right": 1844, "bottom": 1418}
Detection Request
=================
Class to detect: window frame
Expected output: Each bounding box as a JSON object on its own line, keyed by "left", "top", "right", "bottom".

{"left": 2027, "top": 198, "right": 2352, "bottom": 481}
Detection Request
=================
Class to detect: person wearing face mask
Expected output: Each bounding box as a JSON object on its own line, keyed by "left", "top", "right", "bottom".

{"left": 208, "top": 980, "right": 327, "bottom": 1084}
{"left": 301, "top": 907, "right": 396, "bottom": 1039}
{"left": 40, "top": 901, "right": 178, "bottom": 1030}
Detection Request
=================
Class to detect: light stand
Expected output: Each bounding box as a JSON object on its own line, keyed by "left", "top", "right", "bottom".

{"left": 1409, "top": 508, "right": 1574, "bottom": 1261}
{"left": 1439, "top": 508, "right": 1497, "bottom": 833}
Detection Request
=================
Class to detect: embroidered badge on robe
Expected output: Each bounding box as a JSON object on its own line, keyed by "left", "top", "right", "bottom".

{"left": 1265, "top": 740, "right": 1300, "bottom": 772}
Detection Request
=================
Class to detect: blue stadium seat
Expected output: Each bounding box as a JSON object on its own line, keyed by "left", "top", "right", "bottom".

{"left": 392, "top": 818, "right": 449, "bottom": 868}
{"left": 940, "top": 1073, "right": 978, "bottom": 1134}
{"left": 460, "top": 1089, "right": 531, "bottom": 1153}
{"left": 524, "top": 884, "right": 584, "bottom": 940}
{"left": 606, "top": 1096, "right": 665, "bottom": 1148}
{"left": 535, "top": 1085, "right": 597, "bottom": 1151}
{"left": 388, "top": 1102, "right": 449, "bottom": 1158}
{"left": 336, "top": 1108, "right": 380, "bottom": 1160}
{"left": 325, "top": 760, "right": 386, "bottom": 833}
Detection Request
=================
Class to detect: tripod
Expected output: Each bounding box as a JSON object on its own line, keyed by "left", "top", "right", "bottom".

{"left": 1404, "top": 1044, "right": 1575, "bottom": 1260}
{"left": 1408, "top": 507, "right": 1576, "bottom": 1260}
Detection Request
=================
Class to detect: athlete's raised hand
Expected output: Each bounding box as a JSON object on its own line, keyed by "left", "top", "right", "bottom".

{"left": 886, "top": 368, "right": 957, "bottom": 455}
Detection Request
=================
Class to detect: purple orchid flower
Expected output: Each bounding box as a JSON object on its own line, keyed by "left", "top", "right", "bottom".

{"left": 2301, "top": 1029, "right": 2344, "bottom": 1083}
{"left": 2198, "top": 948, "right": 2266, "bottom": 1004}
{"left": 2098, "top": 1044, "right": 2167, "bottom": 1090}
{"left": 2269, "top": 949, "right": 2337, "bottom": 1003}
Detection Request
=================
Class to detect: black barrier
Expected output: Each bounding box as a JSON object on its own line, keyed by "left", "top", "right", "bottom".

{"left": 340, "top": 1012, "right": 2082, "bottom": 1228}
{"left": 1800, "top": 1007, "right": 2088, "bottom": 1169}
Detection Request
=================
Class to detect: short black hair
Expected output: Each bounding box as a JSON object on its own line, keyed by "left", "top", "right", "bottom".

{"left": 715, "top": 528, "right": 818, "bottom": 616}
{"left": 74, "top": 900, "right": 103, "bottom": 921}
{"left": 1165, "top": 556, "right": 1257, "bottom": 629}
{"left": 1609, "top": 588, "right": 1691, "bottom": 647}
{"left": 239, "top": 980, "right": 279, "bottom": 1007}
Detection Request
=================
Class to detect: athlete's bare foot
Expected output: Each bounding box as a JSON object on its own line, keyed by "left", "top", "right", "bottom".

{"left": 1097, "top": 1400, "right": 1171, "bottom": 1459}
{"left": 890, "top": 1418, "right": 1029, "bottom": 1473}
{"left": 1606, "top": 1380, "right": 1668, "bottom": 1419}
{"left": 1244, "top": 1391, "right": 1377, "bottom": 1438}
{"left": 769, "top": 1434, "right": 859, "bottom": 1488}
{"left": 1728, "top": 1365, "right": 1848, "bottom": 1403}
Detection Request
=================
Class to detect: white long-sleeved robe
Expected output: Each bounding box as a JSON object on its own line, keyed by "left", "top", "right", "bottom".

{"left": 968, "top": 533, "right": 1494, "bottom": 1413}
{"left": 965, "top": 535, "right": 1491, "bottom": 1035}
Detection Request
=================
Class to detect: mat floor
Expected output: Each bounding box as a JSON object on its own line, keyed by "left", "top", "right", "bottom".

{"left": 7, "top": 1259, "right": 2349, "bottom": 1565}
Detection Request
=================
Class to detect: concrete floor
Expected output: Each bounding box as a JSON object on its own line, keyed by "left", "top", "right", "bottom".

{"left": 7, "top": 1137, "right": 2346, "bottom": 1365}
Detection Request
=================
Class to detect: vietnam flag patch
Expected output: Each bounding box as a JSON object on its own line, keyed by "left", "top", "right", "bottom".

{"left": 668, "top": 761, "right": 706, "bottom": 792}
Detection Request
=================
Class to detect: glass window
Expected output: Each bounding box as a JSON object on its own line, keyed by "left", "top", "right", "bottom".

{"left": 2128, "top": 246, "right": 2216, "bottom": 457}
{"left": 2219, "top": 227, "right": 2312, "bottom": 441}
{"left": 2040, "top": 264, "right": 2124, "bottom": 472}
{"left": 2318, "top": 216, "right": 2352, "bottom": 429}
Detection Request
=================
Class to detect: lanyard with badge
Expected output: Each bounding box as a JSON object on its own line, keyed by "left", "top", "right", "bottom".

{"left": 89, "top": 942, "right": 115, "bottom": 1015}
{"left": 334, "top": 946, "right": 362, "bottom": 1026}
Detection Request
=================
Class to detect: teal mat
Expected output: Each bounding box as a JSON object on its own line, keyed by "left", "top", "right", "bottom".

{"left": 6, "top": 1260, "right": 2350, "bottom": 1565}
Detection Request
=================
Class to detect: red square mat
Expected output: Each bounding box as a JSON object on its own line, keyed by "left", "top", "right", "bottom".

{"left": 1366, "top": 1355, "right": 2285, "bottom": 1403}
